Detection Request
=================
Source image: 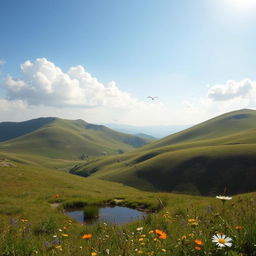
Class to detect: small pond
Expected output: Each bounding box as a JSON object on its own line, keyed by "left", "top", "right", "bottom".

{"left": 65, "top": 206, "right": 147, "bottom": 225}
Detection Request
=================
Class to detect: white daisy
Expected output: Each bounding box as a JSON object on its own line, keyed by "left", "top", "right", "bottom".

{"left": 212, "top": 234, "right": 232, "bottom": 248}
{"left": 216, "top": 196, "right": 232, "bottom": 201}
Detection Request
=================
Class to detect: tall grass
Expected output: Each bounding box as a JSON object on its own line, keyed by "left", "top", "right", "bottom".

{"left": 0, "top": 193, "right": 255, "bottom": 256}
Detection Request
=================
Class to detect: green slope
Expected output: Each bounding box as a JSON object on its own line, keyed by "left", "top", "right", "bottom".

{"left": 0, "top": 117, "right": 151, "bottom": 161}
{"left": 71, "top": 109, "right": 256, "bottom": 195}
{"left": 145, "top": 108, "right": 256, "bottom": 149}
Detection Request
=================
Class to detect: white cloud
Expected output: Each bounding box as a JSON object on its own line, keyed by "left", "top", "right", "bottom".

{"left": 2, "top": 58, "right": 256, "bottom": 126}
{"left": 1, "top": 58, "right": 172, "bottom": 125}
{"left": 207, "top": 79, "right": 255, "bottom": 101}
{"left": 4, "top": 58, "right": 140, "bottom": 108}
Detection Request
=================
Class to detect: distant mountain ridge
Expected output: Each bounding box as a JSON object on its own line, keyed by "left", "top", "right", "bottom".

{"left": 0, "top": 117, "right": 56, "bottom": 142}
{"left": 105, "top": 123, "right": 190, "bottom": 138}
{"left": 72, "top": 109, "right": 256, "bottom": 195}
{"left": 0, "top": 117, "right": 152, "bottom": 160}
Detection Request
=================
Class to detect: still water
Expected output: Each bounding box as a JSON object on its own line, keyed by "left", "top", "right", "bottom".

{"left": 66, "top": 206, "right": 147, "bottom": 225}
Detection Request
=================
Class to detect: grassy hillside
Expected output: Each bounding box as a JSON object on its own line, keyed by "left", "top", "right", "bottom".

{"left": 71, "top": 109, "right": 256, "bottom": 195}
{"left": 0, "top": 117, "right": 152, "bottom": 161}
{"left": 145, "top": 109, "right": 256, "bottom": 149}
{"left": 0, "top": 157, "right": 255, "bottom": 255}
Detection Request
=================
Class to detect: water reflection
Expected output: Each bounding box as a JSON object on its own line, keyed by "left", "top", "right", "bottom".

{"left": 66, "top": 206, "right": 147, "bottom": 225}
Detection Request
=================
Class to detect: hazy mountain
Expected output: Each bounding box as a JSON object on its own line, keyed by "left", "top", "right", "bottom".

{"left": 105, "top": 123, "right": 190, "bottom": 138}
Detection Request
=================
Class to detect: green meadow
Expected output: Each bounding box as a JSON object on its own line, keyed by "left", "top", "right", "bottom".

{"left": 0, "top": 159, "right": 255, "bottom": 255}
{"left": 0, "top": 109, "right": 256, "bottom": 255}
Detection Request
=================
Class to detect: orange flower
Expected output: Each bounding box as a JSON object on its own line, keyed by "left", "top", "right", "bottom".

{"left": 235, "top": 226, "right": 242, "bottom": 230}
{"left": 155, "top": 229, "right": 167, "bottom": 239}
{"left": 54, "top": 194, "right": 60, "bottom": 198}
{"left": 195, "top": 246, "right": 201, "bottom": 251}
{"left": 63, "top": 226, "right": 68, "bottom": 230}
{"left": 194, "top": 239, "right": 204, "bottom": 246}
{"left": 82, "top": 234, "right": 92, "bottom": 239}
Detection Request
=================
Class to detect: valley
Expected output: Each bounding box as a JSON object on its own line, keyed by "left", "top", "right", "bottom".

{"left": 0, "top": 109, "right": 256, "bottom": 255}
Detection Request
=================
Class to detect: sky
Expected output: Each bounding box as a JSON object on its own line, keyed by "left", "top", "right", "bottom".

{"left": 1, "top": 0, "right": 256, "bottom": 126}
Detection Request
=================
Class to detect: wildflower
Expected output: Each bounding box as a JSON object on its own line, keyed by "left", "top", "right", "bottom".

{"left": 195, "top": 246, "right": 201, "bottom": 251}
{"left": 138, "top": 250, "right": 143, "bottom": 254}
{"left": 106, "top": 249, "right": 110, "bottom": 255}
{"left": 212, "top": 234, "right": 232, "bottom": 248}
{"left": 82, "top": 233, "right": 92, "bottom": 239}
{"left": 21, "top": 219, "right": 28, "bottom": 222}
{"left": 155, "top": 229, "right": 167, "bottom": 239}
{"left": 194, "top": 239, "right": 204, "bottom": 246}
{"left": 216, "top": 196, "right": 232, "bottom": 201}
{"left": 139, "top": 238, "right": 144, "bottom": 241}
{"left": 136, "top": 227, "right": 143, "bottom": 231}
{"left": 161, "top": 248, "right": 166, "bottom": 252}
{"left": 58, "top": 229, "right": 62, "bottom": 232}
{"left": 91, "top": 252, "right": 97, "bottom": 256}
{"left": 181, "top": 235, "right": 187, "bottom": 240}
{"left": 188, "top": 218, "right": 199, "bottom": 226}
{"left": 61, "top": 233, "right": 68, "bottom": 237}
{"left": 54, "top": 194, "right": 60, "bottom": 198}
{"left": 55, "top": 245, "right": 62, "bottom": 251}
{"left": 235, "top": 226, "right": 242, "bottom": 230}
{"left": 63, "top": 226, "right": 68, "bottom": 230}
{"left": 141, "top": 234, "right": 146, "bottom": 238}
{"left": 148, "top": 230, "right": 154, "bottom": 234}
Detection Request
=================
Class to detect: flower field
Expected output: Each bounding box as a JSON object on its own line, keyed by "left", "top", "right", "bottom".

{"left": 1, "top": 193, "right": 255, "bottom": 256}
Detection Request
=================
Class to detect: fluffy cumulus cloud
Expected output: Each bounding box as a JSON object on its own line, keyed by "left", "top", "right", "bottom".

{"left": 0, "top": 59, "right": 5, "bottom": 66}
{"left": 207, "top": 79, "right": 255, "bottom": 101}
{"left": 4, "top": 58, "right": 139, "bottom": 108}
{"left": 1, "top": 58, "right": 173, "bottom": 125}
{"left": 2, "top": 58, "right": 256, "bottom": 126}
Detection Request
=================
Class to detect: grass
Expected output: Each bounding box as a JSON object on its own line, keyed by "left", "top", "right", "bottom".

{"left": 72, "top": 109, "right": 256, "bottom": 195}
{"left": 0, "top": 109, "right": 256, "bottom": 255}
{"left": 0, "top": 155, "right": 255, "bottom": 255}
{"left": 0, "top": 117, "right": 152, "bottom": 161}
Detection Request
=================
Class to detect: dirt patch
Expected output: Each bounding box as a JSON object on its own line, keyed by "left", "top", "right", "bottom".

{"left": 0, "top": 160, "right": 16, "bottom": 167}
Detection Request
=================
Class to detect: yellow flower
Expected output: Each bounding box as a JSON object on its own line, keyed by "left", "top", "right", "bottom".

{"left": 141, "top": 234, "right": 146, "bottom": 237}
{"left": 161, "top": 248, "right": 166, "bottom": 252}
{"left": 148, "top": 230, "right": 154, "bottom": 234}
{"left": 139, "top": 238, "right": 144, "bottom": 241}
{"left": 138, "top": 250, "right": 143, "bottom": 254}
{"left": 91, "top": 252, "right": 97, "bottom": 256}
{"left": 62, "top": 233, "right": 69, "bottom": 237}
{"left": 55, "top": 245, "right": 63, "bottom": 251}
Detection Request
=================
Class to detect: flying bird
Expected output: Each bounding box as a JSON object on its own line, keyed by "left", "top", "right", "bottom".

{"left": 147, "top": 96, "right": 158, "bottom": 100}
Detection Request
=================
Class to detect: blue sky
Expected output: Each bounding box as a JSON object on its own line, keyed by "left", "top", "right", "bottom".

{"left": 1, "top": 0, "right": 256, "bottom": 125}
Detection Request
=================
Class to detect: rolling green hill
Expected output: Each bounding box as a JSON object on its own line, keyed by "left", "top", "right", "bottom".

{"left": 71, "top": 109, "right": 256, "bottom": 195}
{"left": 0, "top": 117, "right": 152, "bottom": 161}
